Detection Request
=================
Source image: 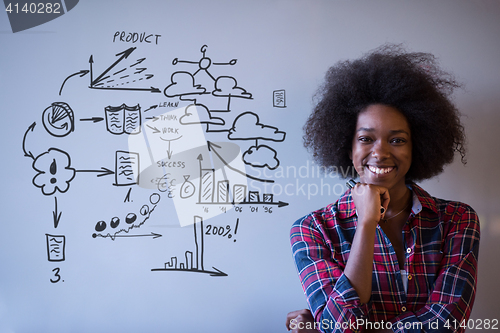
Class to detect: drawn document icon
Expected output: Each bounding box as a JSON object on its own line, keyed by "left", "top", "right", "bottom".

{"left": 46, "top": 234, "right": 66, "bottom": 262}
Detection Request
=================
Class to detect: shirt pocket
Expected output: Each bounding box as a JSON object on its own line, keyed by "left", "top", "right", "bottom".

{"left": 418, "top": 241, "right": 444, "bottom": 290}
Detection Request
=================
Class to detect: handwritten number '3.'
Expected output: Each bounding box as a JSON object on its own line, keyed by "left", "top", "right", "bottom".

{"left": 50, "top": 267, "right": 61, "bottom": 283}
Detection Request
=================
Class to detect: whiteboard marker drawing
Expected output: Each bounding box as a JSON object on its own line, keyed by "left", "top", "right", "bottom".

{"left": 151, "top": 216, "right": 227, "bottom": 277}
{"left": 88, "top": 48, "right": 160, "bottom": 93}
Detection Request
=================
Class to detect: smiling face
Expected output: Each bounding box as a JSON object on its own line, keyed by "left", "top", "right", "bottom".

{"left": 350, "top": 104, "right": 412, "bottom": 191}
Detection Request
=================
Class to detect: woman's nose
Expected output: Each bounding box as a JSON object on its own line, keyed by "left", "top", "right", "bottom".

{"left": 371, "top": 140, "right": 390, "bottom": 159}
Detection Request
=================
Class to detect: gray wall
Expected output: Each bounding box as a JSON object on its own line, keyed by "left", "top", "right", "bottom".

{"left": 1, "top": 1, "right": 499, "bottom": 332}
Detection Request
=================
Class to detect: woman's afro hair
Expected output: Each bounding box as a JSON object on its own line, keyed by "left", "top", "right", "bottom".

{"left": 303, "top": 44, "right": 466, "bottom": 181}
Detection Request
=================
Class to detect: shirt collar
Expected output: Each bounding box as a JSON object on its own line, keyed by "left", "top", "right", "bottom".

{"left": 334, "top": 182, "right": 438, "bottom": 220}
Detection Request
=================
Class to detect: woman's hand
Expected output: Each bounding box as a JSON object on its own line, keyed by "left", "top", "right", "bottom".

{"left": 351, "top": 183, "right": 390, "bottom": 227}
{"left": 285, "top": 309, "right": 321, "bottom": 332}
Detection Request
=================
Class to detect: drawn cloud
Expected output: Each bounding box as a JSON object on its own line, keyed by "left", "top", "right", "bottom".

{"left": 212, "top": 76, "right": 252, "bottom": 99}
{"left": 228, "top": 112, "right": 285, "bottom": 142}
{"left": 164, "top": 71, "right": 206, "bottom": 97}
{"left": 180, "top": 103, "right": 224, "bottom": 125}
{"left": 242, "top": 145, "right": 280, "bottom": 170}
{"left": 32, "top": 148, "right": 76, "bottom": 195}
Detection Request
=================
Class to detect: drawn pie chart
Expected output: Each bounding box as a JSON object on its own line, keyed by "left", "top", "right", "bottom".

{"left": 42, "top": 102, "right": 75, "bottom": 137}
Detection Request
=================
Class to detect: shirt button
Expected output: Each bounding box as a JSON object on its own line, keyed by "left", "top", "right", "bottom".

{"left": 408, "top": 274, "right": 413, "bottom": 280}
{"left": 401, "top": 306, "right": 407, "bottom": 312}
{"left": 406, "top": 248, "right": 412, "bottom": 254}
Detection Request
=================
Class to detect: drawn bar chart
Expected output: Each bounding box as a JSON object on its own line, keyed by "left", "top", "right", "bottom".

{"left": 151, "top": 216, "right": 226, "bottom": 276}
{"left": 197, "top": 171, "right": 287, "bottom": 207}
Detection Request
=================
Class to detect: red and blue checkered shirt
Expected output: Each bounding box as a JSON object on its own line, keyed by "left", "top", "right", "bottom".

{"left": 291, "top": 184, "right": 480, "bottom": 332}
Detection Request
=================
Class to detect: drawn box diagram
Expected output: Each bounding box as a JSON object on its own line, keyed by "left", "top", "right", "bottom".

{"left": 46, "top": 234, "right": 66, "bottom": 262}
{"left": 273, "top": 89, "right": 286, "bottom": 108}
{"left": 115, "top": 151, "right": 140, "bottom": 186}
{"left": 105, "top": 103, "right": 141, "bottom": 135}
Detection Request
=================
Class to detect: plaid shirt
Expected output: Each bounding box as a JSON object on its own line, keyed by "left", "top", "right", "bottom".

{"left": 291, "top": 184, "right": 480, "bottom": 333}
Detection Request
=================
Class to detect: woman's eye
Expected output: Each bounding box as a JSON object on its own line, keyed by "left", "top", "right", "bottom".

{"left": 358, "top": 137, "right": 372, "bottom": 143}
{"left": 391, "top": 138, "right": 406, "bottom": 144}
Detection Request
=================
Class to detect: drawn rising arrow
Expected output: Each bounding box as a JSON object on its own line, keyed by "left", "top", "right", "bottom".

{"left": 89, "top": 55, "right": 94, "bottom": 85}
{"left": 22, "top": 122, "right": 36, "bottom": 159}
{"left": 80, "top": 117, "right": 104, "bottom": 123}
{"left": 93, "top": 232, "right": 163, "bottom": 239}
{"left": 76, "top": 167, "right": 114, "bottom": 177}
{"left": 143, "top": 105, "right": 159, "bottom": 112}
{"left": 91, "top": 47, "right": 136, "bottom": 86}
{"left": 59, "top": 69, "right": 90, "bottom": 95}
{"left": 53, "top": 196, "right": 62, "bottom": 228}
{"left": 207, "top": 141, "right": 274, "bottom": 183}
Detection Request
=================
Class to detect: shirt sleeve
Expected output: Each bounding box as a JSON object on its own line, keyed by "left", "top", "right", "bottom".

{"left": 389, "top": 204, "right": 480, "bottom": 333}
{"left": 291, "top": 214, "right": 370, "bottom": 333}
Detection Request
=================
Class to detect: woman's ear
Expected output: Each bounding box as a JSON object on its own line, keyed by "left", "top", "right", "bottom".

{"left": 348, "top": 151, "right": 352, "bottom": 160}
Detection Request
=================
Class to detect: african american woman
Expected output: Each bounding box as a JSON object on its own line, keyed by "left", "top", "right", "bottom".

{"left": 286, "top": 45, "right": 480, "bottom": 333}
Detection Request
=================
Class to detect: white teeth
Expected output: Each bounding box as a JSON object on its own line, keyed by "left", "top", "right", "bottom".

{"left": 368, "top": 165, "right": 394, "bottom": 174}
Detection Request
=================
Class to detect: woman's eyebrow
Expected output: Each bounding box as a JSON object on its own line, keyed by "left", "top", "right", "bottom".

{"left": 356, "top": 128, "right": 410, "bottom": 135}
{"left": 356, "top": 127, "right": 374, "bottom": 132}
{"left": 390, "top": 129, "right": 410, "bottom": 135}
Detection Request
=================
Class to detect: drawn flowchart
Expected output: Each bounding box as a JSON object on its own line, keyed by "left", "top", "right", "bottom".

{"left": 22, "top": 44, "right": 288, "bottom": 280}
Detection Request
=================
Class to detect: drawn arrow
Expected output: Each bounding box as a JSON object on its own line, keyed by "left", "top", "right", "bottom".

{"left": 146, "top": 124, "right": 160, "bottom": 134}
{"left": 92, "top": 47, "right": 136, "bottom": 86}
{"left": 59, "top": 69, "right": 90, "bottom": 95}
{"left": 90, "top": 86, "right": 161, "bottom": 93}
{"left": 53, "top": 196, "right": 62, "bottom": 228}
{"left": 143, "top": 105, "right": 158, "bottom": 112}
{"left": 204, "top": 267, "right": 227, "bottom": 277}
{"left": 145, "top": 116, "right": 160, "bottom": 122}
{"left": 166, "top": 142, "right": 173, "bottom": 159}
{"left": 159, "top": 136, "right": 182, "bottom": 160}
{"left": 22, "top": 122, "right": 36, "bottom": 159}
{"left": 207, "top": 141, "right": 274, "bottom": 183}
{"left": 80, "top": 117, "right": 104, "bottom": 123}
{"left": 113, "top": 232, "right": 162, "bottom": 239}
{"left": 150, "top": 267, "right": 227, "bottom": 277}
{"left": 238, "top": 200, "right": 289, "bottom": 207}
{"left": 76, "top": 167, "right": 114, "bottom": 177}
{"left": 89, "top": 55, "right": 94, "bottom": 85}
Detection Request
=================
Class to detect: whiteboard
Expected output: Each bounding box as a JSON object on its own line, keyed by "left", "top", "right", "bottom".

{"left": 1, "top": 1, "right": 500, "bottom": 332}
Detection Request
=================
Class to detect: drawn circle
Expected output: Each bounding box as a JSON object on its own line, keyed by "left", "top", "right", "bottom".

{"left": 172, "top": 58, "right": 179, "bottom": 65}
{"left": 92, "top": 233, "right": 97, "bottom": 238}
{"left": 199, "top": 57, "right": 211, "bottom": 70}
{"left": 110, "top": 217, "right": 120, "bottom": 228}
{"left": 42, "top": 102, "right": 75, "bottom": 137}
{"left": 95, "top": 221, "right": 106, "bottom": 232}
{"left": 140, "top": 205, "right": 150, "bottom": 216}
{"left": 150, "top": 193, "right": 160, "bottom": 204}
{"left": 125, "top": 213, "right": 137, "bottom": 224}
